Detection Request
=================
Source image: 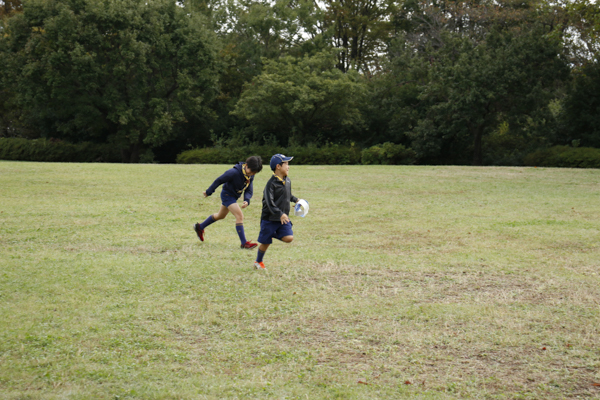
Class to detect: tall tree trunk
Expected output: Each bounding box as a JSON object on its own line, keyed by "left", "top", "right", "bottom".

{"left": 473, "top": 127, "right": 483, "bottom": 166}
{"left": 121, "top": 142, "right": 142, "bottom": 163}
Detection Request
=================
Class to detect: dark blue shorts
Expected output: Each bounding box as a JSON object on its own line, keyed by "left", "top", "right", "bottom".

{"left": 220, "top": 190, "right": 239, "bottom": 207}
{"left": 258, "top": 220, "right": 293, "bottom": 244}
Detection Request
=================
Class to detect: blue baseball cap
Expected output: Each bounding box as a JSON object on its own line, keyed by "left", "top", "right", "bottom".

{"left": 270, "top": 154, "right": 293, "bottom": 170}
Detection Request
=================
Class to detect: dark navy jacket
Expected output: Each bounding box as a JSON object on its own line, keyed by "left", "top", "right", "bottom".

{"left": 205, "top": 162, "right": 255, "bottom": 204}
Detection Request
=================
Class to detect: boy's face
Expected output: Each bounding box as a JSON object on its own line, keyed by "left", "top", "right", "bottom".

{"left": 244, "top": 165, "right": 257, "bottom": 176}
{"left": 277, "top": 161, "right": 289, "bottom": 177}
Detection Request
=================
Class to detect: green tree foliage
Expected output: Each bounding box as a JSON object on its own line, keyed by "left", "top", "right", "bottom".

{"left": 1, "top": 0, "right": 594, "bottom": 164}
{"left": 560, "top": 62, "right": 600, "bottom": 148}
{"left": 558, "top": 0, "right": 600, "bottom": 148}
{"left": 0, "top": 0, "right": 218, "bottom": 162}
{"left": 412, "top": 27, "right": 568, "bottom": 165}
{"left": 215, "top": 0, "right": 323, "bottom": 83}
{"left": 221, "top": 0, "right": 328, "bottom": 117}
{"left": 565, "top": 0, "right": 600, "bottom": 65}
{"left": 0, "top": 0, "right": 24, "bottom": 137}
{"left": 394, "top": 0, "right": 568, "bottom": 49}
{"left": 359, "top": 38, "right": 427, "bottom": 148}
{"left": 183, "top": 0, "right": 329, "bottom": 147}
{"left": 231, "top": 50, "right": 366, "bottom": 145}
{"left": 366, "top": 0, "right": 570, "bottom": 165}
{"left": 0, "top": 0, "right": 23, "bottom": 18}
{"left": 319, "top": 0, "right": 396, "bottom": 73}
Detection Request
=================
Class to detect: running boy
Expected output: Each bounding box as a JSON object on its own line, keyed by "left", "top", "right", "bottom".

{"left": 254, "top": 154, "right": 299, "bottom": 270}
{"left": 194, "top": 156, "right": 263, "bottom": 249}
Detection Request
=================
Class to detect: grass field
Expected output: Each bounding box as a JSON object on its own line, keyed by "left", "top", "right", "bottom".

{"left": 0, "top": 161, "right": 599, "bottom": 399}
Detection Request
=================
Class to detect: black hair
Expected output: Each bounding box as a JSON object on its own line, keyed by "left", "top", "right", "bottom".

{"left": 246, "top": 156, "right": 263, "bottom": 173}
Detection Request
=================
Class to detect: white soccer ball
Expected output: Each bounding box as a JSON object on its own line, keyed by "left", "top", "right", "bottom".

{"left": 294, "top": 199, "right": 309, "bottom": 217}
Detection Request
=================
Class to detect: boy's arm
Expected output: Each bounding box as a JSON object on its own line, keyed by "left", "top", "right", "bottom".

{"left": 243, "top": 179, "right": 253, "bottom": 205}
{"left": 205, "top": 169, "right": 234, "bottom": 196}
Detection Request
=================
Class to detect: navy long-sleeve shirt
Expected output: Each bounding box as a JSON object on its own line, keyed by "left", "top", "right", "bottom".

{"left": 205, "top": 162, "right": 255, "bottom": 204}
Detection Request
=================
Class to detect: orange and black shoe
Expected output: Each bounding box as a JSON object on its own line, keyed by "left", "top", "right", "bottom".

{"left": 253, "top": 261, "right": 266, "bottom": 270}
{"left": 193, "top": 223, "right": 204, "bottom": 241}
{"left": 241, "top": 241, "right": 258, "bottom": 249}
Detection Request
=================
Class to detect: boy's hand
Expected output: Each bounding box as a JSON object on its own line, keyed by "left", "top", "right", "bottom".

{"left": 203, "top": 191, "right": 208, "bottom": 198}
{"left": 280, "top": 213, "right": 290, "bottom": 224}
{"left": 241, "top": 201, "right": 249, "bottom": 209}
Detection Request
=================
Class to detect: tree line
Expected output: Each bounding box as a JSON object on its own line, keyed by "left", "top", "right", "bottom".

{"left": 0, "top": 0, "right": 599, "bottom": 164}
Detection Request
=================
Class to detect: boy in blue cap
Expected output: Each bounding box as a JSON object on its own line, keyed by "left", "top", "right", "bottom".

{"left": 194, "top": 156, "right": 263, "bottom": 249}
{"left": 254, "top": 154, "right": 299, "bottom": 270}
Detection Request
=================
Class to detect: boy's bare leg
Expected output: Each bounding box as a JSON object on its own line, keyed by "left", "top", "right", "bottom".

{"left": 213, "top": 205, "right": 229, "bottom": 221}
{"left": 227, "top": 203, "right": 243, "bottom": 223}
{"left": 257, "top": 236, "right": 290, "bottom": 255}
{"left": 259, "top": 243, "right": 270, "bottom": 252}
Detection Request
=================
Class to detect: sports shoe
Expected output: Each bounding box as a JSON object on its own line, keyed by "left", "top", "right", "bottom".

{"left": 241, "top": 241, "right": 258, "bottom": 249}
{"left": 253, "top": 261, "right": 266, "bottom": 270}
{"left": 193, "top": 223, "right": 204, "bottom": 241}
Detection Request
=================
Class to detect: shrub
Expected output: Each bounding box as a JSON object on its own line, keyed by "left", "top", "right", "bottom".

{"left": 176, "top": 144, "right": 362, "bottom": 165}
{"left": 523, "top": 146, "right": 600, "bottom": 168}
{"left": 287, "top": 144, "right": 362, "bottom": 165}
{"left": 482, "top": 121, "right": 532, "bottom": 166}
{"left": 361, "top": 142, "right": 417, "bottom": 165}
{"left": 0, "top": 138, "right": 121, "bottom": 162}
{"left": 177, "top": 145, "right": 279, "bottom": 165}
